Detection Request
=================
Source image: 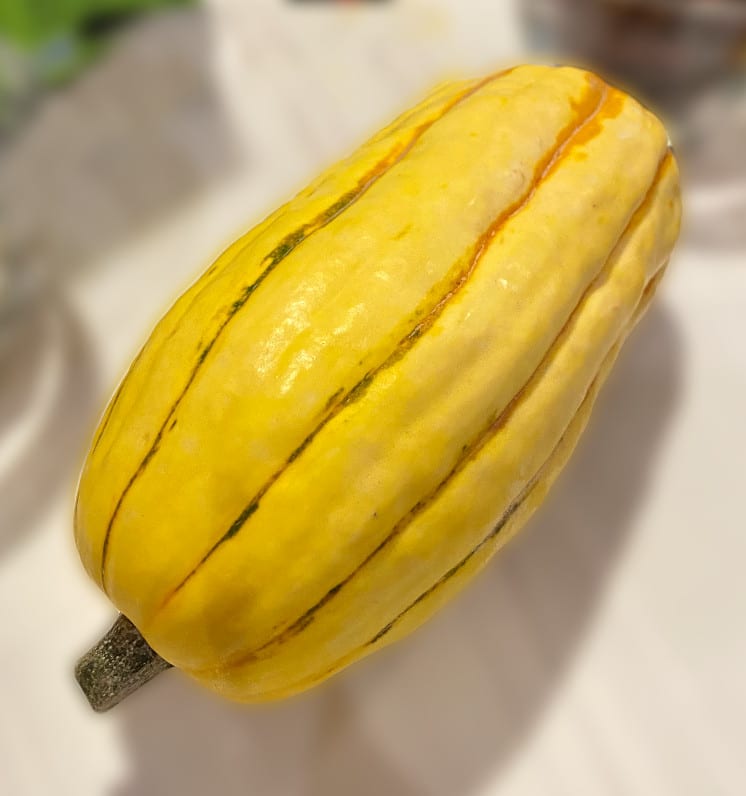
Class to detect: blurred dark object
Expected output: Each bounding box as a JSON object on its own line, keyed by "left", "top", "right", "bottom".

{"left": 525, "top": 0, "right": 746, "bottom": 252}
{"left": 524, "top": 0, "right": 746, "bottom": 105}
{"left": 676, "top": 78, "right": 746, "bottom": 250}
{"left": 0, "top": 0, "right": 196, "bottom": 138}
{"left": 0, "top": 7, "right": 239, "bottom": 339}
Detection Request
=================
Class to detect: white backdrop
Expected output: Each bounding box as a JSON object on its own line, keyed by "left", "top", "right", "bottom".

{"left": 1, "top": 1, "right": 745, "bottom": 794}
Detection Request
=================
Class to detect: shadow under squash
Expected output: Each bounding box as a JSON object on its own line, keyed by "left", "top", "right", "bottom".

{"left": 111, "top": 302, "right": 682, "bottom": 796}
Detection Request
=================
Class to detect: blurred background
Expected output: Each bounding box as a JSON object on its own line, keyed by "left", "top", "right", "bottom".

{"left": 1, "top": 2, "right": 745, "bottom": 795}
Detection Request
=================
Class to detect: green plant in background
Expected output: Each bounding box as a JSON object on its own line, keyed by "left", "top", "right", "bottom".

{"left": 0, "top": 0, "right": 195, "bottom": 134}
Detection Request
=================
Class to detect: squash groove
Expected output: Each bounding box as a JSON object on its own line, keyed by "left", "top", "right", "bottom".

{"left": 206, "top": 342, "right": 616, "bottom": 698}
{"left": 196, "top": 149, "right": 668, "bottom": 672}
{"left": 361, "top": 262, "right": 670, "bottom": 655}
{"left": 158, "top": 81, "right": 607, "bottom": 612}
{"left": 98, "top": 70, "right": 506, "bottom": 589}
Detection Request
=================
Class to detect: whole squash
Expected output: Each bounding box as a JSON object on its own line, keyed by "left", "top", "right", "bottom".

{"left": 74, "top": 64, "right": 681, "bottom": 707}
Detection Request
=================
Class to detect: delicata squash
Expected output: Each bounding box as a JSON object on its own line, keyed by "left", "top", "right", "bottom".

{"left": 74, "top": 64, "right": 681, "bottom": 710}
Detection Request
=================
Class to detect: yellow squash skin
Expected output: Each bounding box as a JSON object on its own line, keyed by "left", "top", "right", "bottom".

{"left": 74, "top": 65, "right": 681, "bottom": 702}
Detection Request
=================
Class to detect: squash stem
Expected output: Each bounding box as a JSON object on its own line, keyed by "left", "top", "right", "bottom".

{"left": 75, "top": 614, "right": 172, "bottom": 712}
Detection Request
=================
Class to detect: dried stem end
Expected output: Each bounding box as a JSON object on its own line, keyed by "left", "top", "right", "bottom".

{"left": 75, "top": 614, "right": 172, "bottom": 712}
